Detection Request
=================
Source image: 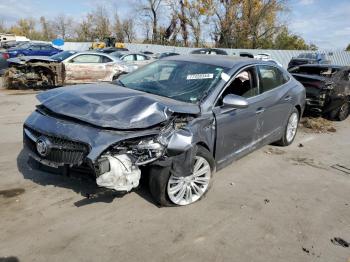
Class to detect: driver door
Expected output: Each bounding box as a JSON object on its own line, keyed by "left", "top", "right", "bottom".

{"left": 213, "top": 66, "right": 265, "bottom": 167}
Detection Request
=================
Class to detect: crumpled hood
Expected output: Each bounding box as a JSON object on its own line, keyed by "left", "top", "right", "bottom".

{"left": 36, "top": 83, "right": 200, "bottom": 129}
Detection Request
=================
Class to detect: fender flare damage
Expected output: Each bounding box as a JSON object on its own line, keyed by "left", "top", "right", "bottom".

{"left": 95, "top": 115, "right": 216, "bottom": 191}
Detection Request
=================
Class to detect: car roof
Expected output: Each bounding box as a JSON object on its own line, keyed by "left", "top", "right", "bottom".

{"left": 73, "top": 51, "right": 119, "bottom": 59}
{"left": 163, "top": 54, "right": 264, "bottom": 68}
{"left": 112, "top": 51, "right": 150, "bottom": 56}
{"left": 30, "top": 43, "right": 52, "bottom": 46}
{"left": 293, "top": 64, "right": 344, "bottom": 69}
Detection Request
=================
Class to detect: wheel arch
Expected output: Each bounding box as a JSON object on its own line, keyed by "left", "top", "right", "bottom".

{"left": 295, "top": 104, "right": 302, "bottom": 119}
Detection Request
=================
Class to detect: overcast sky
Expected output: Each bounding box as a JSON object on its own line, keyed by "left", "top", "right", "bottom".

{"left": 0, "top": 0, "right": 349, "bottom": 50}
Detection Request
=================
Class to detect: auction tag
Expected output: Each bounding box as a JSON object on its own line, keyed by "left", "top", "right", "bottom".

{"left": 221, "top": 72, "right": 230, "bottom": 82}
{"left": 187, "top": 73, "right": 214, "bottom": 80}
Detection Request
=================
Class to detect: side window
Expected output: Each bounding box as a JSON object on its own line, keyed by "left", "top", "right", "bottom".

{"left": 40, "top": 45, "right": 51, "bottom": 50}
{"left": 123, "top": 55, "right": 134, "bottom": 61}
{"left": 30, "top": 45, "right": 41, "bottom": 50}
{"left": 101, "top": 56, "right": 112, "bottom": 63}
{"left": 216, "top": 66, "right": 258, "bottom": 106}
{"left": 258, "top": 65, "right": 285, "bottom": 93}
{"left": 71, "top": 54, "right": 101, "bottom": 63}
{"left": 136, "top": 55, "right": 146, "bottom": 61}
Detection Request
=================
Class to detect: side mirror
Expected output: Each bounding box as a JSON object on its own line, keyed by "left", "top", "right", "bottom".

{"left": 222, "top": 94, "right": 249, "bottom": 109}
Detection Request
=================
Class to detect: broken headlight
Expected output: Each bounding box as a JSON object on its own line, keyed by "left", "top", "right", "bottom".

{"left": 113, "top": 138, "right": 166, "bottom": 166}
{"left": 111, "top": 117, "right": 190, "bottom": 166}
{"left": 132, "top": 139, "right": 165, "bottom": 165}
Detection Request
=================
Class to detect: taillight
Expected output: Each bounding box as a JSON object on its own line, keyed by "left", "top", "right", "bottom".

{"left": 2, "top": 53, "right": 9, "bottom": 59}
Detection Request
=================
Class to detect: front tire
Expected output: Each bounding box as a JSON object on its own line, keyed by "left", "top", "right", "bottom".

{"left": 148, "top": 146, "right": 215, "bottom": 207}
{"left": 275, "top": 108, "right": 299, "bottom": 146}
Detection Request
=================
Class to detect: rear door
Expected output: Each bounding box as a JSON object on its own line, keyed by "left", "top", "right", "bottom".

{"left": 256, "top": 65, "right": 294, "bottom": 143}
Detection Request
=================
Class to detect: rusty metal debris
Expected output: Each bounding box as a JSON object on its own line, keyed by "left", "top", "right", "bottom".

{"left": 300, "top": 117, "right": 336, "bottom": 133}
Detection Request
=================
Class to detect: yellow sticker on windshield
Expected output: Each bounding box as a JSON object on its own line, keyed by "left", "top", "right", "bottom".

{"left": 187, "top": 73, "right": 214, "bottom": 80}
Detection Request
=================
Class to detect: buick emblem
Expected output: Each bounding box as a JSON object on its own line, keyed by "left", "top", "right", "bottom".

{"left": 36, "top": 136, "right": 51, "bottom": 157}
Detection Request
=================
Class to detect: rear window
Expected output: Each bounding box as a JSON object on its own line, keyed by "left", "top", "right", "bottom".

{"left": 297, "top": 53, "right": 317, "bottom": 59}
{"left": 258, "top": 65, "right": 286, "bottom": 93}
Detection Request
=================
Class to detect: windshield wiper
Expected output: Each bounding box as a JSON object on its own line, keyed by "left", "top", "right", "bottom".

{"left": 115, "top": 79, "right": 125, "bottom": 87}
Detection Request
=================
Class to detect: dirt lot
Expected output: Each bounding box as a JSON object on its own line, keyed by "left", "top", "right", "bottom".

{"left": 0, "top": 88, "right": 349, "bottom": 262}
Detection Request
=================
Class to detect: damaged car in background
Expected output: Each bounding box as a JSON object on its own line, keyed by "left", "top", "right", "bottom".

{"left": 4, "top": 51, "right": 136, "bottom": 89}
{"left": 23, "top": 55, "right": 305, "bottom": 206}
{"left": 289, "top": 64, "right": 350, "bottom": 121}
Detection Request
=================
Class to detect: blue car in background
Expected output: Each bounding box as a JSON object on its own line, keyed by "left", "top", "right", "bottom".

{"left": 6, "top": 42, "right": 62, "bottom": 58}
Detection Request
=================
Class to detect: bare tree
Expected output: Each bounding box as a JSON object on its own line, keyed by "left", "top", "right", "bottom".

{"left": 0, "top": 19, "right": 6, "bottom": 33}
{"left": 53, "top": 14, "right": 73, "bottom": 39}
{"left": 113, "top": 11, "right": 125, "bottom": 42}
{"left": 92, "top": 6, "right": 111, "bottom": 40}
{"left": 10, "top": 18, "right": 37, "bottom": 38}
{"left": 122, "top": 19, "right": 135, "bottom": 43}
{"left": 138, "top": 0, "right": 163, "bottom": 43}
{"left": 75, "top": 14, "right": 95, "bottom": 41}
{"left": 40, "top": 16, "right": 55, "bottom": 40}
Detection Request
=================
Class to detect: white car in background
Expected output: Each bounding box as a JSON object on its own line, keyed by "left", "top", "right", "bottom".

{"left": 5, "top": 51, "right": 136, "bottom": 88}
{"left": 255, "top": 53, "right": 283, "bottom": 68}
{"left": 109, "top": 51, "right": 154, "bottom": 69}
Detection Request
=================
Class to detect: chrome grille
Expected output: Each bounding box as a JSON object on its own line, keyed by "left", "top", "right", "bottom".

{"left": 23, "top": 126, "right": 89, "bottom": 166}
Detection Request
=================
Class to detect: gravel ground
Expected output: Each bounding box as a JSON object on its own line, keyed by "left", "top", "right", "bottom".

{"left": 0, "top": 89, "right": 349, "bottom": 262}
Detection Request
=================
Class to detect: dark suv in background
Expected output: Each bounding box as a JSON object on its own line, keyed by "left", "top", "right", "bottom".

{"left": 288, "top": 53, "right": 329, "bottom": 69}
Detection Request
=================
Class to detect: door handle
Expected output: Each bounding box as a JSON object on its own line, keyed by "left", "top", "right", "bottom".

{"left": 284, "top": 95, "right": 292, "bottom": 101}
{"left": 256, "top": 108, "right": 265, "bottom": 114}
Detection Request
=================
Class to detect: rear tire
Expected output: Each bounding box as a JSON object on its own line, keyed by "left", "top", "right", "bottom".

{"left": 148, "top": 145, "right": 215, "bottom": 207}
{"left": 275, "top": 108, "right": 299, "bottom": 146}
{"left": 329, "top": 101, "right": 349, "bottom": 121}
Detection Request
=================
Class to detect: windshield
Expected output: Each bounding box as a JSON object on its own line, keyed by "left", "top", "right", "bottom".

{"left": 117, "top": 60, "right": 228, "bottom": 103}
{"left": 297, "top": 53, "right": 317, "bottom": 59}
{"left": 50, "top": 51, "right": 76, "bottom": 61}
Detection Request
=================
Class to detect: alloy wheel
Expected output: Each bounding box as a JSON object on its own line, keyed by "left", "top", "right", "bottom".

{"left": 286, "top": 112, "right": 298, "bottom": 143}
{"left": 167, "top": 156, "right": 211, "bottom": 206}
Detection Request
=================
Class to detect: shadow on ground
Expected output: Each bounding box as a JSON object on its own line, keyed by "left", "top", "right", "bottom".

{"left": 16, "top": 149, "right": 157, "bottom": 207}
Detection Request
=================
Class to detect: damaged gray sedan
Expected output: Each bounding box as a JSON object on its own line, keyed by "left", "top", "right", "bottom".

{"left": 23, "top": 55, "right": 305, "bottom": 206}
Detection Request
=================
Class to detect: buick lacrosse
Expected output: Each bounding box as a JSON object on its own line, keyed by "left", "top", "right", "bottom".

{"left": 23, "top": 55, "right": 305, "bottom": 206}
